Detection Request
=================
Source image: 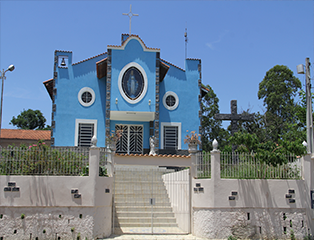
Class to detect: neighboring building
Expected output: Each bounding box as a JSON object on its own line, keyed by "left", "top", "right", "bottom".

{"left": 0, "top": 129, "right": 51, "bottom": 147}
{"left": 44, "top": 34, "right": 205, "bottom": 154}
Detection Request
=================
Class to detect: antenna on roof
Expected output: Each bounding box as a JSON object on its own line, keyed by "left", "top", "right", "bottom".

{"left": 185, "top": 23, "right": 188, "bottom": 60}
{"left": 123, "top": 4, "right": 139, "bottom": 36}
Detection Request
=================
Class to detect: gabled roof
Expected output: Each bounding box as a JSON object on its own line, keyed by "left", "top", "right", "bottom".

{"left": 96, "top": 58, "right": 108, "bottom": 79}
{"left": 72, "top": 52, "right": 107, "bottom": 66}
{"left": 161, "top": 59, "right": 185, "bottom": 72}
{"left": 108, "top": 35, "right": 160, "bottom": 52}
{"left": 1, "top": 129, "right": 51, "bottom": 141}
{"left": 43, "top": 78, "right": 53, "bottom": 100}
{"left": 201, "top": 85, "right": 210, "bottom": 97}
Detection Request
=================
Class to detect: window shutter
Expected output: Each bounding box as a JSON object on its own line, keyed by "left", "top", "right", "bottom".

{"left": 163, "top": 126, "right": 178, "bottom": 150}
{"left": 78, "top": 123, "right": 94, "bottom": 147}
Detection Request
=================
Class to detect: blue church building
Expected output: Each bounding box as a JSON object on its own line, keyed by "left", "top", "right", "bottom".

{"left": 44, "top": 34, "right": 205, "bottom": 154}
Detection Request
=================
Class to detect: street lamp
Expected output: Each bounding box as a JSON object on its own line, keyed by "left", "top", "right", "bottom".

{"left": 297, "top": 58, "right": 312, "bottom": 153}
{"left": 0, "top": 64, "right": 15, "bottom": 141}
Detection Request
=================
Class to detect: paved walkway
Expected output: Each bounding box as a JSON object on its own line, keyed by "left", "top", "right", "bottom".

{"left": 103, "top": 234, "right": 208, "bottom": 239}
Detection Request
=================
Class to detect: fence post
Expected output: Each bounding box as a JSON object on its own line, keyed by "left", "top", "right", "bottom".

{"left": 105, "top": 146, "right": 115, "bottom": 177}
{"left": 89, "top": 138, "right": 100, "bottom": 178}
{"left": 211, "top": 139, "right": 221, "bottom": 181}
{"left": 302, "top": 153, "right": 314, "bottom": 234}
{"left": 189, "top": 146, "right": 198, "bottom": 178}
{"left": 302, "top": 153, "right": 313, "bottom": 188}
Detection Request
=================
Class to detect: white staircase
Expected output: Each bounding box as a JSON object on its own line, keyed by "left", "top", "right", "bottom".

{"left": 113, "top": 165, "right": 184, "bottom": 234}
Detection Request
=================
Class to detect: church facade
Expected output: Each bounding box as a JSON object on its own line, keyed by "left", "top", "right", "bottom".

{"left": 44, "top": 34, "right": 205, "bottom": 154}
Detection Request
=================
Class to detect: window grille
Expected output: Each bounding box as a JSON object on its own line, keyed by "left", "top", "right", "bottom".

{"left": 78, "top": 123, "right": 94, "bottom": 147}
{"left": 81, "top": 91, "right": 92, "bottom": 103}
{"left": 166, "top": 95, "right": 176, "bottom": 107}
{"left": 163, "top": 126, "right": 178, "bottom": 149}
{"left": 115, "top": 125, "right": 143, "bottom": 154}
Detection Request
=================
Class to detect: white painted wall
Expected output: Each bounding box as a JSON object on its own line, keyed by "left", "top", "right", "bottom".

{"left": 0, "top": 148, "right": 113, "bottom": 239}
{"left": 191, "top": 151, "right": 314, "bottom": 239}
{"left": 162, "top": 169, "right": 190, "bottom": 232}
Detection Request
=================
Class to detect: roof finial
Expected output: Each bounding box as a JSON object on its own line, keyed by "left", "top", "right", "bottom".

{"left": 123, "top": 4, "right": 139, "bottom": 36}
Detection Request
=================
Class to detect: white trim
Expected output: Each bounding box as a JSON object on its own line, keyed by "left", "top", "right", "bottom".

{"left": 78, "top": 87, "right": 95, "bottom": 107}
{"left": 163, "top": 91, "right": 179, "bottom": 111}
{"left": 160, "top": 122, "right": 181, "bottom": 150}
{"left": 74, "top": 119, "right": 97, "bottom": 146}
{"left": 110, "top": 111, "right": 155, "bottom": 121}
{"left": 118, "top": 62, "right": 148, "bottom": 104}
{"left": 107, "top": 36, "right": 160, "bottom": 52}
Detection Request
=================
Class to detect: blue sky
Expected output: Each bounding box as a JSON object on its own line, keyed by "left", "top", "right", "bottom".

{"left": 0, "top": 1, "right": 313, "bottom": 130}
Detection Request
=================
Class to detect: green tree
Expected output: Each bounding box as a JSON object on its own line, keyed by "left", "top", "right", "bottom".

{"left": 201, "top": 85, "right": 230, "bottom": 151}
{"left": 227, "top": 65, "right": 307, "bottom": 165}
{"left": 10, "top": 109, "right": 50, "bottom": 130}
{"left": 258, "top": 65, "right": 302, "bottom": 141}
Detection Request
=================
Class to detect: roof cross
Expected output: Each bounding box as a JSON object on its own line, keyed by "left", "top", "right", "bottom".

{"left": 123, "top": 4, "right": 139, "bottom": 36}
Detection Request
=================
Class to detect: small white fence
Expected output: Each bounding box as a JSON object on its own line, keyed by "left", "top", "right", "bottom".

{"left": 196, "top": 152, "right": 302, "bottom": 179}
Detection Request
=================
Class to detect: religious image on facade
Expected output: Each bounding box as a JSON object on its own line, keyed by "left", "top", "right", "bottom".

{"left": 44, "top": 34, "right": 207, "bottom": 154}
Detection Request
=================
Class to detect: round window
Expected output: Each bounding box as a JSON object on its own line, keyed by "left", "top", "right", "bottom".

{"left": 163, "top": 91, "right": 179, "bottom": 111}
{"left": 166, "top": 95, "right": 176, "bottom": 107}
{"left": 81, "top": 91, "right": 92, "bottom": 103}
{"left": 118, "top": 62, "right": 148, "bottom": 104}
{"left": 78, "top": 87, "right": 95, "bottom": 107}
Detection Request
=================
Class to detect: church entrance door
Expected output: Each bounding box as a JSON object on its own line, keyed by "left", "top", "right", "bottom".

{"left": 113, "top": 165, "right": 190, "bottom": 235}
{"left": 115, "top": 124, "right": 143, "bottom": 154}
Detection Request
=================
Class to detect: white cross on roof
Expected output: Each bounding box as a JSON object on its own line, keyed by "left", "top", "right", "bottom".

{"left": 123, "top": 4, "right": 139, "bottom": 35}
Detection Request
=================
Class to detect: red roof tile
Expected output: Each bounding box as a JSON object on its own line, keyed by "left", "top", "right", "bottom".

{"left": 0, "top": 129, "right": 51, "bottom": 141}
{"left": 72, "top": 53, "right": 107, "bottom": 66}
{"left": 161, "top": 59, "right": 185, "bottom": 72}
{"left": 115, "top": 153, "right": 191, "bottom": 158}
{"left": 108, "top": 35, "right": 160, "bottom": 51}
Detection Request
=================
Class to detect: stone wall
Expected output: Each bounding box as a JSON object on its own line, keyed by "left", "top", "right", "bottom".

{"left": 0, "top": 206, "right": 112, "bottom": 239}
{"left": 193, "top": 208, "right": 309, "bottom": 239}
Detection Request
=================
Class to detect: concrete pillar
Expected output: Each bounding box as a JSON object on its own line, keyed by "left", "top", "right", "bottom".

{"left": 89, "top": 147, "right": 100, "bottom": 179}
{"left": 188, "top": 144, "right": 198, "bottom": 178}
{"left": 211, "top": 149, "right": 221, "bottom": 181}
{"left": 105, "top": 146, "right": 115, "bottom": 177}
{"left": 302, "top": 153, "right": 314, "bottom": 234}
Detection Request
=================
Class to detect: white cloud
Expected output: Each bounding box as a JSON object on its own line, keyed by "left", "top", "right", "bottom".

{"left": 206, "top": 30, "right": 230, "bottom": 50}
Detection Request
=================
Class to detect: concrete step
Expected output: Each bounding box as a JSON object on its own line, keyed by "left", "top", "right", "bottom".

{"left": 116, "top": 217, "right": 177, "bottom": 224}
{"left": 115, "top": 202, "right": 172, "bottom": 207}
{"left": 114, "top": 222, "right": 179, "bottom": 228}
{"left": 114, "top": 166, "right": 179, "bottom": 231}
{"left": 105, "top": 233, "right": 207, "bottom": 239}
{"left": 114, "top": 188, "right": 168, "bottom": 193}
{"left": 114, "top": 206, "right": 174, "bottom": 212}
{"left": 115, "top": 211, "right": 175, "bottom": 218}
{"left": 114, "top": 195, "right": 170, "bottom": 200}
{"left": 116, "top": 181, "right": 166, "bottom": 185}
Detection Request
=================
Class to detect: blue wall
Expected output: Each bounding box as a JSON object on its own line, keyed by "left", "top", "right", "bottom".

{"left": 51, "top": 36, "right": 201, "bottom": 151}
{"left": 110, "top": 39, "right": 156, "bottom": 112}
{"left": 159, "top": 59, "right": 201, "bottom": 150}
{"left": 53, "top": 51, "right": 107, "bottom": 146}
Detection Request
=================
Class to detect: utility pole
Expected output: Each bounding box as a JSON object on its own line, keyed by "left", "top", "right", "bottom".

{"left": 305, "top": 58, "right": 313, "bottom": 153}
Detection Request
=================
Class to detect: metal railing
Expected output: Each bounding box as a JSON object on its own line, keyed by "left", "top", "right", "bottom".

{"left": 0, "top": 146, "right": 90, "bottom": 176}
{"left": 196, "top": 152, "right": 302, "bottom": 179}
{"left": 196, "top": 152, "right": 211, "bottom": 178}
